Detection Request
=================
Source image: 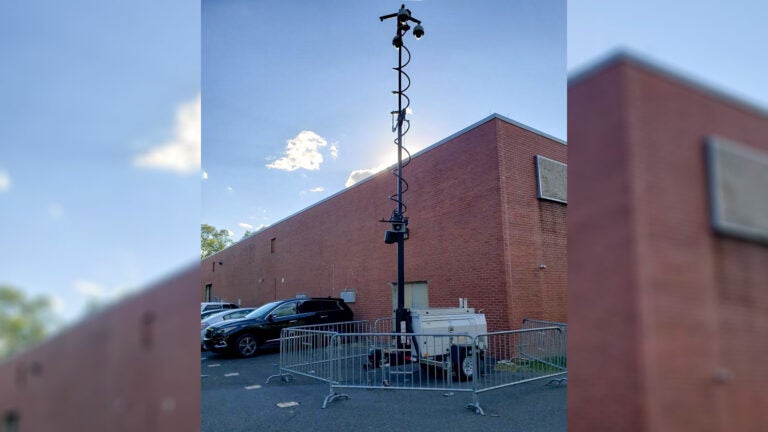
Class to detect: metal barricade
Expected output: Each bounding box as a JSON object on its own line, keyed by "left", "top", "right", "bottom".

{"left": 287, "top": 319, "right": 375, "bottom": 334}
{"left": 373, "top": 316, "right": 394, "bottom": 333}
{"left": 265, "top": 320, "right": 374, "bottom": 384}
{"left": 323, "top": 332, "right": 476, "bottom": 408}
{"left": 520, "top": 319, "right": 567, "bottom": 383}
{"left": 522, "top": 318, "right": 568, "bottom": 341}
{"left": 266, "top": 319, "right": 568, "bottom": 415}
{"left": 470, "top": 326, "right": 566, "bottom": 414}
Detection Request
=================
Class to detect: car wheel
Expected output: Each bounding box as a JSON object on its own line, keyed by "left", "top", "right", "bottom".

{"left": 235, "top": 334, "right": 259, "bottom": 357}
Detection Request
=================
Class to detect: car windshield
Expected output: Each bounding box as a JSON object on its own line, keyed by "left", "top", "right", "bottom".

{"left": 245, "top": 301, "right": 282, "bottom": 320}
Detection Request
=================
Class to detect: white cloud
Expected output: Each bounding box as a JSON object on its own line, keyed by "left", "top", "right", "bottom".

{"left": 133, "top": 94, "right": 201, "bottom": 174}
{"left": 0, "top": 170, "right": 10, "bottom": 192}
{"left": 241, "top": 224, "right": 267, "bottom": 239}
{"left": 202, "top": 171, "right": 208, "bottom": 180}
{"left": 227, "top": 186, "right": 234, "bottom": 192}
{"left": 226, "top": 229, "right": 234, "bottom": 237}
{"left": 308, "top": 186, "right": 325, "bottom": 193}
{"left": 73, "top": 279, "right": 106, "bottom": 298}
{"left": 329, "top": 143, "right": 339, "bottom": 159}
{"left": 345, "top": 163, "right": 390, "bottom": 187}
{"left": 266, "top": 131, "right": 328, "bottom": 171}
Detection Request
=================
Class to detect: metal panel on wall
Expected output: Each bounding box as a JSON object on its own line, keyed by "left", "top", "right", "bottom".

{"left": 535, "top": 155, "right": 567, "bottom": 204}
{"left": 706, "top": 136, "right": 768, "bottom": 244}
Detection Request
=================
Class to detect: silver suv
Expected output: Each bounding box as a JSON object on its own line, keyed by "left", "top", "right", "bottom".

{"left": 201, "top": 302, "right": 239, "bottom": 315}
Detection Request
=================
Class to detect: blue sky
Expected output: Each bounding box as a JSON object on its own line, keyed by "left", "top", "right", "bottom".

{"left": 569, "top": 0, "right": 768, "bottom": 109}
{"left": 202, "top": 0, "right": 567, "bottom": 242}
{"left": 2, "top": 0, "right": 764, "bottom": 331}
{"left": 0, "top": 1, "right": 199, "bottom": 325}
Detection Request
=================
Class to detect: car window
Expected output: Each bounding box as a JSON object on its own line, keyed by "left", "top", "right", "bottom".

{"left": 271, "top": 302, "right": 297, "bottom": 318}
{"left": 224, "top": 304, "right": 237, "bottom": 309}
{"left": 227, "top": 310, "right": 250, "bottom": 319}
{"left": 299, "top": 300, "right": 340, "bottom": 313}
{"left": 246, "top": 301, "right": 282, "bottom": 320}
{"left": 298, "top": 301, "right": 321, "bottom": 313}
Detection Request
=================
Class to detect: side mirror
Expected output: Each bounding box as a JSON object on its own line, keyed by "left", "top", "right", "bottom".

{"left": 268, "top": 315, "right": 275, "bottom": 322}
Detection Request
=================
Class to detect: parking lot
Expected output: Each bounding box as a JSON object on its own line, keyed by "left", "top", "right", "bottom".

{"left": 201, "top": 348, "right": 566, "bottom": 432}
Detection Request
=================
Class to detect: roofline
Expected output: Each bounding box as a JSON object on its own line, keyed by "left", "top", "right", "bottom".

{"left": 568, "top": 49, "right": 768, "bottom": 119}
{"left": 202, "top": 114, "right": 566, "bottom": 261}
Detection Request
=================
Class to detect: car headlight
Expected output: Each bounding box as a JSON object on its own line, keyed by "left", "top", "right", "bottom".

{"left": 219, "top": 325, "right": 239, "bottom": 335}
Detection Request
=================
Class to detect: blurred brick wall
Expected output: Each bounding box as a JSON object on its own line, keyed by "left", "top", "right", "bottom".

{"left": 201, "top": 115, "right": 567, "bottom": 331}
{"left": 569, "top": 54, "right": 768, "bottom": 432}
{"left": 0, "top": 266, "right": 200, "bottom": 432}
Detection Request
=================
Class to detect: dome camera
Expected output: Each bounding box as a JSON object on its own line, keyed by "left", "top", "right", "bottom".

{"left": 413, "top": 24, "right": 424, "bottom": 39}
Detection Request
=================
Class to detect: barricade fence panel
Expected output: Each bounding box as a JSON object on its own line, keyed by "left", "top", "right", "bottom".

{"left": 291, "top": 319, "right": 376, "bottom": 334}
{"left": 265, "top": 320, "right": 378, "bottom": 384}
{"left": 373, "top": 317, "right": 394, "bottom": 333}
{"left": 323, "top": 332, "right": 477, "bottom": 408}
{"left": 266, "top": 319, "right": 568, "bottom": 415}
{"left": 473, "top": 327, "right": 566, "bottom": 398}
{"left": 522, "top": 319, "right": 568, "bottom": 347}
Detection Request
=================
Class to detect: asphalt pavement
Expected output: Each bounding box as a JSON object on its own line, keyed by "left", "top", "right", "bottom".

{"left": 201, "top": 347, "right": 566, "bottom": 432}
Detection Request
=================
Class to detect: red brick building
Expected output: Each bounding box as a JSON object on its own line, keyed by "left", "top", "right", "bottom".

{"left": 201, "top": 114, "right": 568, "bottom": 331}
{"left": 569, "top": 53, "right": 768, "bottom": 432}
{"left": 0, "top": 266, "right": 200, "bottom": 431}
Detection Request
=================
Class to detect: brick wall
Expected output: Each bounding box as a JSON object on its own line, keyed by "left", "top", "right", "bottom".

{"left": 497, "top": 119, "right": 568, "bottom": 328}
{"left": 202, "top": 115, "right": 567, "bottom": 331}
{"left": 0, "top": 266, "right": 200, "bottom": 432}
{"left": 569, "top": 54, "right": 768, "bottom": 432}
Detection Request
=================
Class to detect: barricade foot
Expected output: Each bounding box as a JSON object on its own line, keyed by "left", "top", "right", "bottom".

{"left": 322, "top": 391, "right": 350, "bottom": 409}
{"left": 467, "top": 402, "right": 485, "bottom": 416}
{"left": 546, "top": 378, "right": 567, "bottom": 386}
{"left": 265, "top": 373, "right": 293, "bottom": 384}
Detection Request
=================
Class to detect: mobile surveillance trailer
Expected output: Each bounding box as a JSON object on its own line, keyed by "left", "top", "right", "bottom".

{"left": 367, "top": 305, "right": 487, "bottom": 381}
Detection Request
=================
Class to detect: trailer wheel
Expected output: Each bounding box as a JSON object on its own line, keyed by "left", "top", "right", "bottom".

{"left": 450, "top": 346, "right": 473, "bottom": 381}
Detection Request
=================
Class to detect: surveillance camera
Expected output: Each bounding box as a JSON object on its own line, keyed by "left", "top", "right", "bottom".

{"left": 392, "top": 35, "right": 403, "bottom": 49}
{"left": 397, "top": 6, "right": 411, "bottom": 24}
{"left": 413, "top": 24, "right": 424, "bottom": 39}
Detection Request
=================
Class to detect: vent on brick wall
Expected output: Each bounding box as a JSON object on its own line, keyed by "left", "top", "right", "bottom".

{"left": 535, "top": 155, "right": 567, "bottom": 204}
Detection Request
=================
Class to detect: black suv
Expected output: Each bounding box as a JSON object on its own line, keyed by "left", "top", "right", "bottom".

{"left": 203, "top": 297, "right": 353, "bottom": 357}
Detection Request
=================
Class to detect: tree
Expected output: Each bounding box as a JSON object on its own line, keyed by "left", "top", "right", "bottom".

{"left": 201, "top": 224, "right": 233, "bottom": 259}
{"left": 241, "top": 230, "right": 253, "bottom": 240}
{"left": 0, "top": 285, "right": 52, "bottom": 359}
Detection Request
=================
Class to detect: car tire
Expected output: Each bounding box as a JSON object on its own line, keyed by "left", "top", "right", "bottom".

{"left": 235, "top": 334, "right": 259, "bottom": 357}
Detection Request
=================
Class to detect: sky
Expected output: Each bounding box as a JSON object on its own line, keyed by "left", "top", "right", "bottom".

{"left": 1, "top": 0, "right": 764, "bottom": 333}
{"left": 0, "top": 1, "right": 200, "bottom": 326}
{"left": 568, "top": 0, "right": 768, "bottom": 109}
{"left": 202, "top": 0, "right": 567, "bottom": 242}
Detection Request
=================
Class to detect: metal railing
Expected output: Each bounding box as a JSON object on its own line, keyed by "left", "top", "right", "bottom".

{"left": 469, "top": 326, "right": 566, "bottom": 414}
{"left": 322, "top": 332, "right": 476, "bottom": 408}
{"left": 265, "top": 320, "right": 379, "bottom": 384}
{"left": 522, "top": 318, "right": 568, "bottom": 337}
{"left": 520, "top": 318, "right": 568, "bottom": 384}
{"left": 373, "top": 316, "right": 394, "bottom": 333}
{"left": 266, "top": 318, "right": 567, "bottom": 415}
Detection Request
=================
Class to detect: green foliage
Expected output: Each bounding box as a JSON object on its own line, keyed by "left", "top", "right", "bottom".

{"left": 0, "top": 285, "right": 52, "bottom": 359}
{"left": 201, "top": 223, "right": 233, "bottom": 259}
{"left": 241, "top": 230, "right": 253, "bottom": 240}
